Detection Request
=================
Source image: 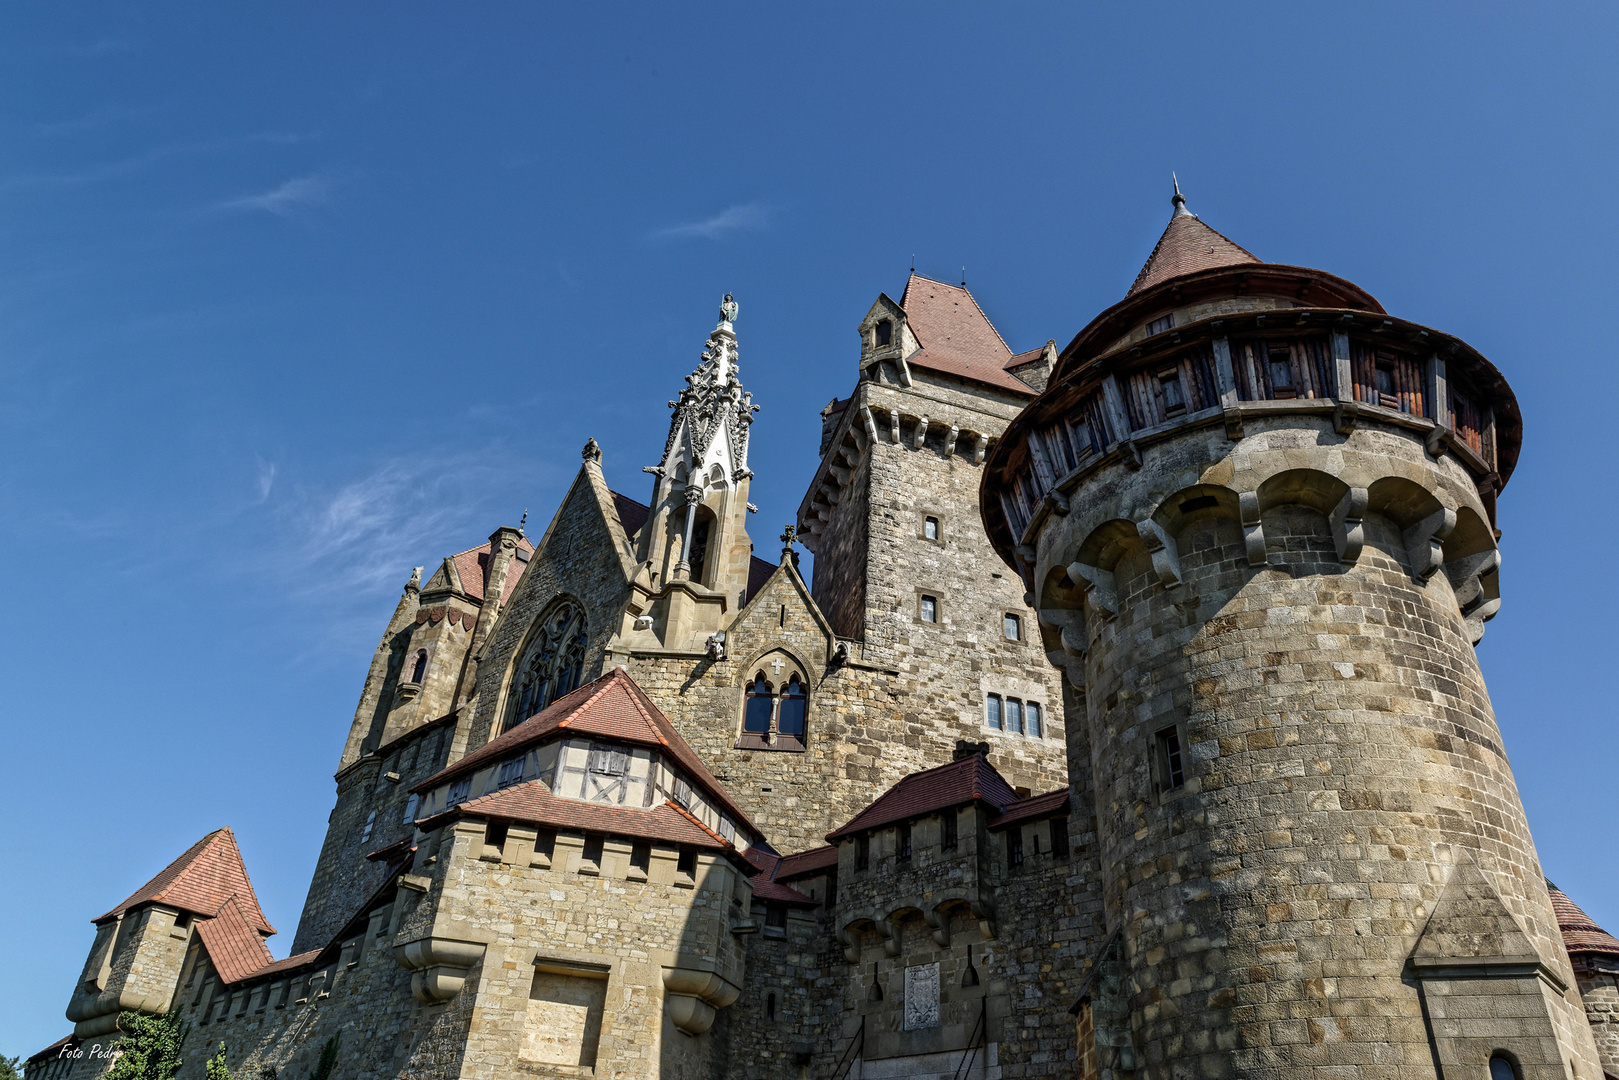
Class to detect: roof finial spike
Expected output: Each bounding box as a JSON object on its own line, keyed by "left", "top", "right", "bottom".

{"left": 1171, "top": 172, "right": 1192, "bottom": 218}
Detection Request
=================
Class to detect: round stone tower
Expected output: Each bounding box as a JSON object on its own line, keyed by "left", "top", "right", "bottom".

{"left": 983, "top": 188, "right": 1602, "bottom": 1079}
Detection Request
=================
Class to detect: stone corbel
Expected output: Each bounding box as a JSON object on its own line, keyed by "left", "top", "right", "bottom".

{"left": 924, "top": 907, "right": 950, "bottom": 948}
{"left": 859, "top": 405, "right": 879, "bottom": 446}
{"left": 1239, "top": 491, "right": 1267, "bottom": 566}
{"left": 1044, "top": 490, "right": 1070, "bottom": 517}
{"left": 973, "top": 433, "right": 990, "bottom": 465}
{"left": 1403, "top": 507, "right": 1457, "bottom": 581}
{"left": 1066, "top": 561, "right": 1118, "bottom": 620}
{"left": 662, "top": 967, "right": 741, "bottom": 1036}
{"left": 888, "top": 408, "right": 901, "bottom": 444}
{"left": 1425, "top": 423, "right": 1453, "bottom": 459}
{"left": 912, "top": 415, "right": 929, "bottom": 450}
{"left": 875, "top": 916, "right": 901, "bottom": 957}
{"left": 395, "top": 937, "right": 486, "bottom": 1003}
{"left": 1135, "top": 518, "right": 1181, "bottom": 588}
{"left": 1330, "top": 487, "right": 1369, "bottom": 564}
{"left": 1222, "top": 407, "right": 1245, "bottom": 441}
{"left": 944, "top": 425, "right": 959, "bottom": 457}
{"left": 1334, "top": 399, "right": 1360, "bottom": 436}
{"left": 836, "top": 922, "right": 862, "bottom": 964}
{"left": 1447, "top": 548, "right": 1502, "bottom": 644}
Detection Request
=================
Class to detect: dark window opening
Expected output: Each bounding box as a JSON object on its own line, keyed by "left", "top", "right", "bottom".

{"left": 1375, "top": 361, "right": 1398, "bottom": 409}
{"left": 924, "top": 515, "right": 939, "bottom": 540}
{"left": 1145, "top": 314, "right": 1174, "bottom": 336}
{"left": 778, "top": 676, "right": 807, "bottom": 740}
{"left": 855, "top": 835, "right": 869, "bottom": 871}
{"left": 766, "top": 904, "right": 787, "bottom": 929}
{"left": 766, "top": 992, "right": 778, "bottom": 1021}
{"left": 1489, "top": 1055, "right": 1521, "bottom": 1080}
{"left": 1157, "top": 727, "right": 1186, "bottom": 792}
{"left": 677, "top": 849, "right": 698, "bottom": 877}
{"left": 1160, "top": 372, "right": 1186, "bottom": 415}
{"left": 1268, "top": 345, "right": 1296, "bottom": 399}
{"left": 897, "top": 822, "right": 912, "bottom": 862}
{"left": 173, "top": 912, "right": 192, "bottom": 931}
{"left": 941, "top": 810, "right": 958, "bottom": 852}
{"left": 1051, "top": 816, "right": 1070, "bottom": 859}
{"left": 485, "top": 822, "right": 508, "bottom": 855}
{"left": 581, "top": 834, "right": 603, "bottom": 867}
{"left": 743, "top": 676, "right": 775, "bottom": 735}
{"left": 410, "top": 650, "right": 428, "bottom": 684}
{"left": 779, "top": 603, "right": 786, "bottom": 627}
{"left": 1179, "top": 494, "right": 1219, "bottom": 514}
{"left": 874, "top": 320, "right": 893, "bottom": 347}
{"left": 629, "top": 842, "right": 651, "bottom": 876}
{"left": 687, "top": 518, "right": 711, "bottom": 584}
{"left": 1007, "top": 827, "right": 1024, "bottom": 870}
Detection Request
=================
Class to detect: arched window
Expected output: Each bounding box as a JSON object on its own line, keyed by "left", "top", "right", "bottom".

{"left": 778, "top": 676, "right": 806, "bottom": 741}
{"left": 410, "top": 650, "right": 428, "bottom": 684}
{"left": 736, "top": 657, "right": 809, "bottom": 751}
{"left": 1489, "top": 1054, "right": 1521, "bottom": 1080}
{"left": 507, "top": 602, "right": 588, "bottom": 730}
{"left": 743, "top": 676, "right": 774, "bottom": 735}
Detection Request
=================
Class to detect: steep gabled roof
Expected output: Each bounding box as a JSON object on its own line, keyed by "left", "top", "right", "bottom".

{"left": 1126, "top": 188, "right": 1259, "bottom": 297}
{"left": 95, "top": 827, "right": 274, "bottom": 934}
{"left": 775, "top": 844, "right": 838, "bottom": 880}
{"left": 448, "top": 535, "right": 536, "bottom": 605}
{"left": 611, "top": 491, "right": 651, "bottom": 540}
{"left": 413, "top": 667, "right": 755, "bottom": 834}
{"left": 827, "top": 753, "right": 1020, "bottom": 841}
{"left": 898, "top": 274, "right": 1035, "bottom": 396}
{"left": 194, "top": 895, "right": 275, "bottom": 984}
{"left": 1548, "top": 881, "right": 1619, "bottom": 957}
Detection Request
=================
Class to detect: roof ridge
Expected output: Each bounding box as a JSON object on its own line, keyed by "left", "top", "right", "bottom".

{"left": 664, "top": 799, "right": 734, "bottom": 850}
{"left": 556, "top": 674, "right": 627, "bottom": 732}
{"left": 615, "top": 669, "right": 673, "bottom": 748}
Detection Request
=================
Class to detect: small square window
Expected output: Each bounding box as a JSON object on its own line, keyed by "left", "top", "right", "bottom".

{"left": 1156, "top": 727, "right": 1186, "bottom": 792}
{"left": 986, "top": 694, "right": 1002, "bottom": 730}
{"left": 919, "top": 595, "right": 938, "bottom": 623}
{"left": 1145, "top": 314, "right": 1174, "bottom": 336}
{"left": 1003, "top": 613, "right": 1021, "bottom": 641}
{"left": 924, "top": 516, "right": 939, "bottom": 541}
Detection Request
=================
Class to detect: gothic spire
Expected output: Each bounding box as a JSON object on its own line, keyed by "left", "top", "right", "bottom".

{"left": 656, "top": 293, "right": 759, "bottom": 485}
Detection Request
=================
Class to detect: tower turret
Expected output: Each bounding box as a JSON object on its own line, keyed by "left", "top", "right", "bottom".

{"left": 624, "top": 295, "right": 758, "bottom": 650}
{"left": 982, "top": 186, "right": 1597, "bottom": 1079}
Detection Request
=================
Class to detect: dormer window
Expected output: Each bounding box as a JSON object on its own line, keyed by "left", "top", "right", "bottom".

{"left": 497, "top": 758, "right": 526, "bottom": 789}
{"left": 874, "top": 319, "right": 893, "bottom": 347}
{"left": 1145, "top": 314, "right": 1174, "bottom": 336}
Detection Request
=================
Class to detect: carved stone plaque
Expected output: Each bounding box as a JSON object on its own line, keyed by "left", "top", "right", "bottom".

{"left": 903, "top": 962, "right": 940, "bottom": 1030}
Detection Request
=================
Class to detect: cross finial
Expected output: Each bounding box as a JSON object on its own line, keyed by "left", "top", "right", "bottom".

{"left": 780, "top": 523, "right": 797, "bottom": 554}
{"left": 518, "top": 509, "right": 527, "bottom": 536}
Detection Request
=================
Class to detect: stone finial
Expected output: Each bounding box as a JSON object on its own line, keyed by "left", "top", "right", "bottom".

{"left": 582, "top": 438, "right": 602, "bottom": 463}
{"left": 406, "top": 566, "right": 423, "bottom": 593}
{"left": 780, "top": 524, "right": 797, "bottom": 560}
{"left": 517, "top": 509, "right": 528, "bottom": 537}
{"left": 720, "top": 293, "right": 738, "bottom": 326}
{"left": 1171, "top": 172, "right": 1192, "bottom": 218}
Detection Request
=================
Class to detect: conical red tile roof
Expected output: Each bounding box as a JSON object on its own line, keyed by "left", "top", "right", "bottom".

{"left": 1126, "top": 193, "right": 1258, "bottom": 297}
{"left": 94, "top": 827, "right": 274, "bottom": 934}
{"left": 1547, "top": 881, "right": 1619, "bottom": 956}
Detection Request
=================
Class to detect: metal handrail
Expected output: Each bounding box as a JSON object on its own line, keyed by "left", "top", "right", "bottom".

{"left": 951, "top": 999, "right": 987, "bottom": 1080}
{"left": 829, "top": 1016, "right": 865, "bottom": 1080}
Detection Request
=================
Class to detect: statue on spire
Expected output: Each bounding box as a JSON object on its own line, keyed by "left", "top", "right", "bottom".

{"left": 720, "top": 293, "right": 738, "bottom": 325}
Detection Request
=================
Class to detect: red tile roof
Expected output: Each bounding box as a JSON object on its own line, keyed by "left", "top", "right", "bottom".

{"left": 741, "top": 847, "right": 817, "bottom": 906}
{"left": 245, "top": 949, "right": 324, "bottom": 980}
{"left": 775, "top": 844, "right": 838, "bottom": 879}
{"left": 989, "top": 788, "right": 1071, "bottom": 830}
{"left": 611, "top": 491, "right": 651, "bottom": 540}
{"left": 95, "top": 828, "right": 274, "bottom": 934}
{"left": 440, "top": 780, "right": 746, "bottom": 862}
{"left": 1006, "top": 345, "right": 1047, "bottom": 370}
{"left": 449, "top": 535, "right": 537, "bottom": 605}
{"left": 1548, "top": 882, "right": 1619, "bottom": 956}
{"left": 899, "top": 274, "right": 1035, "bottom": 396}
{"left": 827, "top": 753, "right": 1020, "bottom": 841}
{"left": 1126, "top": 206, "right": 1259, "bottom": 297}
{"left": 414, "top": 667, "right": 756, "bottom": 835}
{"left": 195, "top": 895, "right": 275, "bottom": 985}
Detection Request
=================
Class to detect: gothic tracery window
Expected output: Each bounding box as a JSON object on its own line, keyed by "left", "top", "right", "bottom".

{"left": 736, "top": 658, "right": 808, "bottom": 751}
{"left": 508, "top": 602, "right": 588, "bottom": 730}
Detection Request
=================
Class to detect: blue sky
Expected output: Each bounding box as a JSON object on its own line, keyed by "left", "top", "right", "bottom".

{"left": 3, "top": 2, "right": 1616, "bottom": 1056}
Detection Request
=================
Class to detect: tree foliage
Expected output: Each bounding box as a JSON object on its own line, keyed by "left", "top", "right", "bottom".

{"left": 103, "top": 1012, "right": 188, "bottom": 1080}
{"left": 1, "top": 1054, "right": 24, "bottom": 1080}
{"left": 204, "top": 1044, "right": 234, "bottom": 1080}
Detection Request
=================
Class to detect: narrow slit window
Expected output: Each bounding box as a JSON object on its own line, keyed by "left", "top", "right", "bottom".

{"left": 1007, "top": 826, "right": 1024, "bottom": 869}
{"left": 1375, "top": 361, "right": 1398, "bottom": 408}
{"left": 1051, "top": 816, "right": 1069, "bottom": 859}
{"left": 897, "top": 821, "right": 912, "bottom": 861}
{"left": 766, "top": 992, "right": 778, "bottom": 1021}
{"left": 940, "top": 810, "right": 957, "bottom": 851}
{"left": 410, "top": 650, "right": 428, "bottom": 683}
{"left": 855, "top": 834, "right": 870, "bottom": 871}
{"left": 1157, "top": 727, "right": 1186, "bottom": 791}
{"left": 777, "top": 676, "right": 807, "bottom": 741}
{"left": 986, "top": 694, "right": 1003, "bottom": 730}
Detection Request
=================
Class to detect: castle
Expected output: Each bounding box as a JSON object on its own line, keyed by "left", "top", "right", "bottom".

{"left": 29, "top": 191, "right": 1619, "bottom": 1080}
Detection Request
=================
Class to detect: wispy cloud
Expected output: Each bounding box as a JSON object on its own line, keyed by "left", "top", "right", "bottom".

{"left": 216, "top": 174, "right": 331, "bottom": 217}
{"left": 650, "top": 202, "right": 770, "bottom": 241}
{"left": 255, "top": 457, "right": 277, "bottom": 502}
{"left": 0, "top": 131, "right": 307, "bottom": 193}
